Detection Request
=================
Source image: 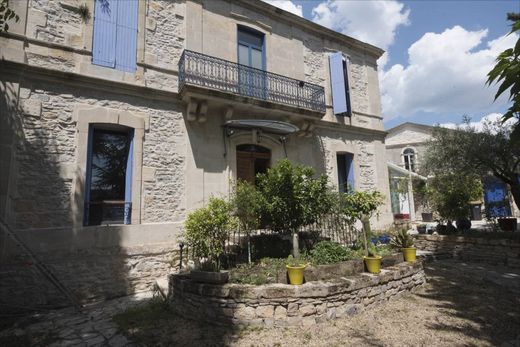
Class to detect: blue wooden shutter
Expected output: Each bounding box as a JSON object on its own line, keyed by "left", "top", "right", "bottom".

{"left": 346, "top": 153, "right": 355, "bottom": 191}
{"left": 115, "top": 0, "right": 138, "bottom": 72}
{"left": 329, "top": 52, "right": 348, "bottom": 115}
{"left": 92, "top": 0, "right": 118, "bottom": 68}
{"left": 124, "top": 132, "right": 134, "bottom": 224}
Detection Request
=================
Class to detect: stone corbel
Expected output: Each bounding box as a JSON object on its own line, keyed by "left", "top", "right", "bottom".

{"left": 198, "top": 101, "right": 208, "bottom": 123}
{"left": 298, "top": 121, "right": 315, "bottom": 137}
{"left": 186, "top": 98, "right": 198, "bottom": 122}
{"left": 224, "top": 106, "right": 234, "bottom": 120}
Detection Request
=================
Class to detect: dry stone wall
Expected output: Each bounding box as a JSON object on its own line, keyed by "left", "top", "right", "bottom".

{"left": 169, "top": 262, "right": 425, "bottom": 328}
{"left": 0, "top": 244, "right": 179, "bottom": 310}
{"left": 415, "top": 235, "right": 520, "bottom": 268}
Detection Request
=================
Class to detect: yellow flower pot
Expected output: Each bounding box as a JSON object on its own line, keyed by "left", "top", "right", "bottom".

{"left": 363, "top": 256, "right": 382, "bottom": 274}
{"left": 402, "top": 247, "right": 416, "bottom": 262}
{"left": 286, "top": 265, "right": 306, "bottom": 285}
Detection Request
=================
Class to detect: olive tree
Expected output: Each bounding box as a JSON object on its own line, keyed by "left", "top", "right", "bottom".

{"left": 423, "top": 118, "right": 520, "bottom": 211}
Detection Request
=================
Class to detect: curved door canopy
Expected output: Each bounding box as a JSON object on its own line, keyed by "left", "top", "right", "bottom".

{"left": 236, "top": 144, "right": 271, "bottom": 184}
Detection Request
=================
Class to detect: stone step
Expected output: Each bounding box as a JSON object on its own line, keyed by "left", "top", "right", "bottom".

{"left": 154, "top": 277, "right": 169, "bottom": 300}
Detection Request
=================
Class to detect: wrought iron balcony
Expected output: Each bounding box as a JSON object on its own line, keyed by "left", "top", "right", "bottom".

{"left": 178, "top": 50, "right": 326, "bottom": 113}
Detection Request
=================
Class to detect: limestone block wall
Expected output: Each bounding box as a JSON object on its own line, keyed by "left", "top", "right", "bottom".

{"left": 169, "top": 262, "right": 425, "bottom": 328}
{"left": 1, "top": 76, "right": 186, "bottom": 229}
{"left": 415, "top": 235, "right": 520, "bottom": 268}
{"left": 0, "top": 243, "right": 179, "bottom": 310}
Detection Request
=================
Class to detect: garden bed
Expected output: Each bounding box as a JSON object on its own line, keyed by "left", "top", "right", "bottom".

{"left": 168, "top": 259, "right": 425, "bottom": 328}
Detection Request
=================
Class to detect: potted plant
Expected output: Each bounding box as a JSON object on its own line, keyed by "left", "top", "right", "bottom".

{"left": 340, "top": 190, "right": 384, "bottom": 274}
{"left": 363, "top": 243, "right": 382, "bottom": 274}
{"left": 184, "top": 197, "right": 237, "bottom": 284}
{"left": 391, "top": 228, "right": 416, "bottom": 262}
{"left": 417, "top": 224, "right": 427, "bottom": 234}
{"left": 285, "top": 255, "right": 307, "bottom": 285}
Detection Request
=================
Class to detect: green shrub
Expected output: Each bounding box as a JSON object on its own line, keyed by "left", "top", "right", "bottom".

{"left": 309, "top": 241, "right": 352, "bottom": 265}
{"left": 184, "top": 197, "right": 236, "bottom": 271}
{"left": 257, "top": 159, "right": 331, "bottom": 258}
{"left": 390, "top": 229, "right": 414, "bottom": 249}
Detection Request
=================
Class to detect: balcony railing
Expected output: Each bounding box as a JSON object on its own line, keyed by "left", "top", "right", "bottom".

{"left": 178, "top": 50, "right": 326, "bottom": 113}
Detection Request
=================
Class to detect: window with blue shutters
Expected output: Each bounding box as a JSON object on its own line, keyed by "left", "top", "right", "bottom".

{"left": 92, "top": 0, "right": 138, "bottom": 72}
{"left": 329, "top": 52, "right": 352, "bottom": 116}
{"left": 337, "top": 153, "right": 355, "bottom": 193}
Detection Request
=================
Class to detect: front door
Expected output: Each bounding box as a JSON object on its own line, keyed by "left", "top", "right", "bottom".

{"left": 484, "top": 180, "right": 511, "bottom": 217}
{"left": 236, "top": 144, "right": 271, "bottom": 185}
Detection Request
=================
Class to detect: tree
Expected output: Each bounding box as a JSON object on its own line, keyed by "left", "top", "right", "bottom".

{"left": 427, "top": 173, "right": 482, "bottom": 229}
{"left": 423, "top": 117, "right": 520, "bottom": 211}
{"left": 487, "top": 16, "right": 520, "bottom": 136}
{"left": 230, "top": 180, "right": 264, "bottom": 263}
{"left": 256, "top": 159, "right": 330, "bottom": 259}
{"left": 0, "top": 0, "right": 19, "bottom": 32}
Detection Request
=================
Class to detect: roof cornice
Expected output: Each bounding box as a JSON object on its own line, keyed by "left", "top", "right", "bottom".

{"left": 233, "top": 0, "right": 385, "bottom": 59}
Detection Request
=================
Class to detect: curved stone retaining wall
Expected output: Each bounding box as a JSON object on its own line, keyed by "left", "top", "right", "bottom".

{"left": 415, "top": 235, "right": 520, "bottom": 268}
{"left": 168, "top": 262, "right": 425, "bottom": 328}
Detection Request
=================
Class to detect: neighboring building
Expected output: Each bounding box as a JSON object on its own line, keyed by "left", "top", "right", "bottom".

{"left": 0, "top": 0, "right": 392, "bottom": 307}
{"left": 385, "top": 122, "right": 519, "bottom": 221}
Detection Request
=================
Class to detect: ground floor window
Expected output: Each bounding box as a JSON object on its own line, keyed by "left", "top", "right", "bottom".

{"left": 337, "top": 152, "right": 354, "bottom": 193}
{"left": 84, "top": 126, "right": 134, "bottom": 226}
{"left": 236, "top": 144, "right": 270, "bottom": 185}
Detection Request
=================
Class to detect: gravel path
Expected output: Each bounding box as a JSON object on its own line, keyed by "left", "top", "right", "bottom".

{"left": 1, "top": 260, "right": 519, "bottom": 347}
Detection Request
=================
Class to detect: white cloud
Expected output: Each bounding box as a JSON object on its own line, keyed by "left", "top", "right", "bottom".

{"left": 262, "top": 0, "right": 303, "bottom": 17}
{"left": 440, "top": 113, "right": 514, "bottom": 132}
{"left": 311, "top": 0, "right": 410, "bottom": 51}
{"left": 381, "top": 26, "right": 518, "bottom": 121}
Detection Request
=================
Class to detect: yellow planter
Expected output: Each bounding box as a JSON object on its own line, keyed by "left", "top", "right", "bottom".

{"left": 286, "top": 265, "right": 306, "bottom": 285}
{"left": 402, "top": 248, "right": 416, "bottom": 262}
{"left": 364, "top": 256, "right": 382, "bottom": 274}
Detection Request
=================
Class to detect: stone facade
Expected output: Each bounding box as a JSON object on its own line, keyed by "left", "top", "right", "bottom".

{"left": 1, "top": 0, "right": 394, "bottom": 308}
{"left": 415, "top": 235, "right": 520, "bottom": 268}
{"left": 169, "top": 261, "right": 426, "bottom": 328}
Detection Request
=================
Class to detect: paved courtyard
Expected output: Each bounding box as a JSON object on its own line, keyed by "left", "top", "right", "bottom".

{"left": 1, "top": 259, "right": 519, "bottom": 347}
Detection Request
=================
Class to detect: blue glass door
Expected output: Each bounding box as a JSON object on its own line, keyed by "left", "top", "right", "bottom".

{"left": 238, "top": 27, "right": 266, "bottom": 99}
{"left": 484, "top": 180, "right": 511, "bottom": 217}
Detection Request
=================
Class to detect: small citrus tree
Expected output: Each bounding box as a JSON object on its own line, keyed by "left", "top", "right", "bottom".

{"left": 184, "top": 197, "right": 236, "bottom": 271}
{"left": 257, "top": 159, "right": 331, "bottom": 259}
{"left": 339, "top": 190, "right": 384, "bottom": 256}
{"left": 230, "top": 180, "right": 264, "bottom": 263}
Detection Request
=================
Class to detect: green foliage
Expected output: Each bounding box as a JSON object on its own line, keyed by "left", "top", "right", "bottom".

{"left": 0, "top": 0, "right": 19, "bottom": 32}
{"left": 390, "top": 229, "right": 414, "bottom": 249}
{"left": 230, "top": 180, "right": 264, "bottom": 232}
{"left": 424, "top": 119, "right": 520, "bottom": 211}
{"left": 257, "top": 159, "right": 331, "bottom": 233}
{"left": 309, "top": 241, "right": 352, "bottom": 265}
{"left": 426, "top": 173, "right": 483, "bottom": 222}
{"left": 487, "top": 18, "right": 520, "bottom": 126}
{"left": 229, "top": 258, "right": 286, "bottom": 285}
{"left": 184, "top": 198, "right": 236, "bottom": 270}
{"left": 339, "top": 190, "right": 385, "bottom": 223}
{"left": 367, "top": 243, "right": 379, "bottom": 257}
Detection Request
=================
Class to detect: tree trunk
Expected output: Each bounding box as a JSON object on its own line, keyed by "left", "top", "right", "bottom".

{"left": 292, "top": 231, "right": 300, "bottom": 259}
{"left": 362, "top": 216, "right": 370, "bottom": 256}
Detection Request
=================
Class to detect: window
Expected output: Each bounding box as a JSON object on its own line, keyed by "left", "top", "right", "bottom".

{"left": 84, "top": 126, "right": 133, "bottom": 225}
{"left": 92, "top": 0, "right": 138, "bottom": 72}
{"left": 337, "top": 153, "right": 355, "bottom": 192}
{"left": 328, "top": 52, "right": 352, "bottom": 116}
{"left": 237, "top": 26, "right": 266, "bottom": 99}
{"left": 236, "top": 144, "right": 270, "bottom": 185}
{"left": 403, "top": 148, "right": 416, "bottom": 172}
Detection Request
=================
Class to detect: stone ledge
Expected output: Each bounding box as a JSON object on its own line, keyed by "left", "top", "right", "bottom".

{"left": 168, "top": 261, "right": 426, "bottom": 327}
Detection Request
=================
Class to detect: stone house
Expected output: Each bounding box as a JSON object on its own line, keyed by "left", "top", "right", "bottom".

{"left": 0, "top": 0, "right": 392, "bottom": 308}
{"left": 385, "top": 122, "right": 519, "bottom": 221}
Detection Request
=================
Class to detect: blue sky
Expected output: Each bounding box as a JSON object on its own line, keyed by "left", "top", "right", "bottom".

{"left": 264, "top": 0, "right": 519, "bottom": 129}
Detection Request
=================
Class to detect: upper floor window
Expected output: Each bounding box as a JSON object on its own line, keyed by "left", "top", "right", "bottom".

{"left": 92, "top": 0, "right": 138, "bottom": 72}
{"left": 337, "top": 152, "right": 355, "bottom": 193}
{"left": 403, "top": 148, "right": 416, "bottom": 172}
{"left": 237, "top": 26, "right": 265, "bottom": 70}
{"left": 329, "top": 52, "right": 352, "bottom": 117}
